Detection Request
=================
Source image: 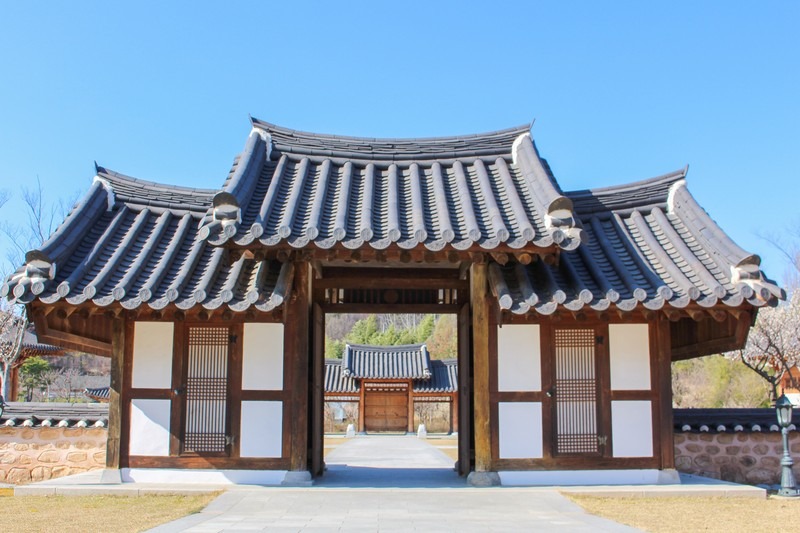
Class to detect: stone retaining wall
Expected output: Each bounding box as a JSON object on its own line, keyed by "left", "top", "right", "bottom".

{"left": 674, "top": 431, "right": 800, "bottom": 485}
{"left": 0, "top": 427, "right": 106, "bottom": 484}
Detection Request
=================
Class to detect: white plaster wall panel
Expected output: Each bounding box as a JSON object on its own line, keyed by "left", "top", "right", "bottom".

{"left": 129, "top": 399, "right": 171, "bottom": 456}
{"left": 240, "top": 401, "right": 283, "bottom": 458}
{"left": 611, "top": 400, "right": 653, "bottom": 458}
{"left": 609, "top": 324, "right": 651, "bottom": 390}
{"left": 497, "top": 325, "right": 541, "bottom": 391}
{"left": 132, "top": 322, "right": 174, "bottom": 389}
{"left": 498, "top": 402, "right": 543, "bottom": 459}
{"left": 242, "top": 323, "right": 284, "bottom": 391}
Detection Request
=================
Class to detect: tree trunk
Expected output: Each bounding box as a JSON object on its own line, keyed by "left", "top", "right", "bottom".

{"left": 0, "top": 366, "right": 9, "bottom": 401}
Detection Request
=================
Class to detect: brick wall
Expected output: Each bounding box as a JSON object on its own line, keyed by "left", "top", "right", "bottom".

{"left": 0, "top": 427, "right": 106, "bottom": 484}
{"left": 674, "top": 431, "right": 800, "bottom": 485}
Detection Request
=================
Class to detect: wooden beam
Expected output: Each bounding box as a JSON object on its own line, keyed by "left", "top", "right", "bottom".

{"left": 471, "top": 262, "right": 492, "bottom": 473}
{"left": 105, "top": 317, "right": 125, "bottom": 470}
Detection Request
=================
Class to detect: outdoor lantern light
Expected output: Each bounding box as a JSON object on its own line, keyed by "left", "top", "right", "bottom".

{"left": 775, "top": 394, "right": 799, "bottom": 497}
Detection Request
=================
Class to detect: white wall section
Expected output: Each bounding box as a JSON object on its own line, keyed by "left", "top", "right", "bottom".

{"left": 132, "top": 322, "right": 174, "bottom": 389}
{"left": 240, "top": 401, "right": 283, "bottom": 458}
{"left": 129, "top": 399, "right": 171, "bottom": 456}
{"left": 497, "top": 325, "right": 541, "bottom": 391}
{"left": 609, "top": 324, "right": 650, "bottom": 390}
{"left": 242, "top": 323, "right": 284, "bottom": 391}
{"left": 498, "top": 402, "right": 543, "bottom": 459}
{"left": 611, "top": 400, "right": 653, "bottom": 457}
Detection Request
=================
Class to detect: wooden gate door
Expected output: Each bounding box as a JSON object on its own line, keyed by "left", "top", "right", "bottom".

{"left": 178, "top": 325, "right": 233, "bottom": 456}
{"left": 364, "top": 383, "right": 409, "bottom": 432}
{"left": 549, "top": 328, "right": 606, "bottom": 457}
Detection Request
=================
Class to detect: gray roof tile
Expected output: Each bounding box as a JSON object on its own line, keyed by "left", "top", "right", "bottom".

{"left": 3, "top": 121, "right": 782, "bottom": 315}
{"left": 3, "top": 168, "right": 293, "bottom": 311}
{"left": 198, "top": 120, "right": 584, "bottom": 251}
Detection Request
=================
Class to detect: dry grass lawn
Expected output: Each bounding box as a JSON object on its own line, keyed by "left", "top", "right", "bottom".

{"left": 566, "top": 494, "right": 800, "bottom": 533}
{"left": 426, "top": 436, "right": 459, "bottom": 461}
{"left": 1, "top": 492, "right": 219, "bottom": 533}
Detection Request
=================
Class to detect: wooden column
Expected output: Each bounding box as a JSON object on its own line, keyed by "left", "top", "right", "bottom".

{"left": 656, "top": 317, "right": 675, "bottom": 469}
{"left": 105, "top": 317, "right": 125, "bottom": 469}
{"left": 407, "top": 381, "right": 414, "bottom": 433}
{"left": 358, "top": 383, "right": 366, "bottom": 432}
{"left": 286, "top": 261, "right": 311, "bottom": 472}
{"left": 471, "top": 261, "right": 492, "bottom": 473}
{"left": 451, "top": 392, "right": 459, "bottom": 434}
{"left": 457, "top": 302, "right": 471, "bottom": 476}
{"left": 310, "top": 303, "right": 325, "bottom": 476}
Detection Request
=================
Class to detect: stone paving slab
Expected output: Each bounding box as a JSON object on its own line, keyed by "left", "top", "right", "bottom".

{"left": 146, "top": 488, "right": 642, "bottom": 533}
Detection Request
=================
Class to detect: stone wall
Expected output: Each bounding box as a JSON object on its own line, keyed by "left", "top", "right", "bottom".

{"left": 0, "top": 426, "right": 106, "bottom": 484}
{"left": 674, "top": 431, "right": 800, "bottom": 485}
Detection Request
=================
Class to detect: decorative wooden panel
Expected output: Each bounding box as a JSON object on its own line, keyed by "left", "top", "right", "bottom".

{"left": 182, "top": 327, "right": 229, "bottom": 454}
{"left": 553, "top": 329, "right": 600, "bottom": 456}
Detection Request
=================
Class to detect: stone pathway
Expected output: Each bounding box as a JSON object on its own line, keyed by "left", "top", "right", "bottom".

{"left": 149, "top": 436, "right": 640, "bottom": 532}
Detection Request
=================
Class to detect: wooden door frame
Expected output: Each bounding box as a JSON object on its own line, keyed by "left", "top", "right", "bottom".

{"left": 310, "top": 301, "right": 470, "bottom": 477}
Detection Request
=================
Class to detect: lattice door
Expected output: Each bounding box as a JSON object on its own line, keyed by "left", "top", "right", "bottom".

{"left": 552, "top": 328, "right": 601, "bottom": 456}
{"left": 182, "top": 326, "right": 230, "bottom": 455}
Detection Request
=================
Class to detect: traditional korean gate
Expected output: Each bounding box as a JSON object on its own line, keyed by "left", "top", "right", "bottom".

{"left": 363, "top": 383, "right": 409, "bottom": 433}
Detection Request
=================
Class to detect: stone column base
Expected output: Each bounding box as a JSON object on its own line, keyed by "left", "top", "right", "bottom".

{"left": 467, "top": 471, "right": 501, "bottom": 487}
{"left": 282, "top": 470, "right": 313, "bottom": 487}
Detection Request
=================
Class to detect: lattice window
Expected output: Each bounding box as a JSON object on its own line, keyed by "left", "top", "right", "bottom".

{"left": 183, "top": 327, "right": 229, "bottom": 454}
{"left": 553, "top": 329, "right": 599, "bottom": 455}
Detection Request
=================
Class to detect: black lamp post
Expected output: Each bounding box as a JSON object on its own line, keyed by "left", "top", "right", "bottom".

{"left": 776, "top": 394, "right": 799, "bottom": 497}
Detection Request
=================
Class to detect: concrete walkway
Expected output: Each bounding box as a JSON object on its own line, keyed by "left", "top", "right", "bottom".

{"left": 148, "top": 486, "right": 640, "bottom": 532}
{"left": 148, "top": 436, "right": 639, "bottom": 532}
{"left": 318, "top": 434, "right": 463, "bottom": 488}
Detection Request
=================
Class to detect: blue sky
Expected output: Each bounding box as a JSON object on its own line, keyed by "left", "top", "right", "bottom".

{"left": 0, "top": 2, "right": 797, "bottom": 280}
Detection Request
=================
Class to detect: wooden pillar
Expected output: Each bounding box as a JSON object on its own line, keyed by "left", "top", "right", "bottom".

{"left": 655, "top": 318, "right": 675, "bottom": 469}
{"left": 106, "top": 317, "right": 125, "bottom": 469}
{"left": 310, "top": 303, "right": 325, "bottom": 476}
{"left": 457, "top": 302, "right": 471, "bottom": 476}
{"left": 358, "top": 384, "right": 366, "bottom": 432}
{"left": 451, "top": 392, "right": 459, "bottom": 434}
{"left": 286, "top": 261, "right": 311, "bottom": 472}
{"left": 470, "top": 261, "right": 492, "bottom": 473}
{"left": 407, "top": 382, "right": 414, "bottom": 433}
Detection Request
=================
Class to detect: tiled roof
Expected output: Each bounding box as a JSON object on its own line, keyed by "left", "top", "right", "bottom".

{"left": 2, "top": 168, "right": 294, "bottom": 311}
{"left": 673, "top": 408, "right": 799, "bottom": 433}
{"left": 0, "top": 402, "right": 108, "bottom": 428}
{"left": 415, "top": 359, "right": 458, "bottom": 393}
{"left": 491, "top": 171, "right": 784, "bottom": 315}
{"left": 3, "top": 120, "right": 782, "bottom": 316}
{"left": 83, "top": 387, "right": 110, "bottom": 402}
{"left": 342, "top": 343, "right": 431, "bottom": 379}
{"left": 197, "top": 120, "right": 585, "bottom": 252}
{"left": 324, "top": 357, "right": 457, "bottom": 394}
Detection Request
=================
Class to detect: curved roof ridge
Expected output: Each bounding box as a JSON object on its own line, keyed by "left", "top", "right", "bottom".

{"left": 251, "top": 117, "right": 529, "bottom": 160}
{"left": 567, "top": 167, "right": 688, "bottom": 215}
{"left": 345, "top": 342, "right": 427, "bottom": 351}
{"left": 96, "top": 166, "right": 218, "bottom": 198}
{"left": 252, "top": 117, "right": 530, "bottom": 144}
